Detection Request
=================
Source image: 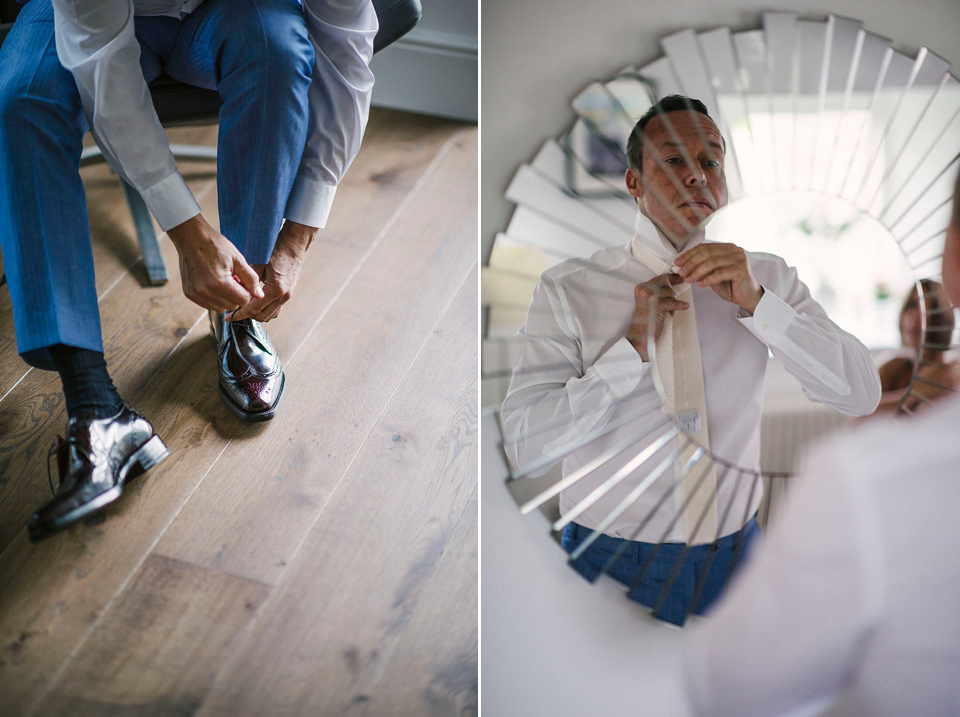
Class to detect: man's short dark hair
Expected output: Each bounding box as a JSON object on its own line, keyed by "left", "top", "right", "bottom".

{"left": 626, "top": 95, "right": 714, "bottom": 172}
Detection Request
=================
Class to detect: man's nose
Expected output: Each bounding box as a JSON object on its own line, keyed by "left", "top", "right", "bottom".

{"left": 683, "top": 163, "right": 706, "bottom": 187}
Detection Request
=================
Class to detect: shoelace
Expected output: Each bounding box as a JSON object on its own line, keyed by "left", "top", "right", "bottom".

{"left": 46, "top": 438, "right": 62, "bottom": 496}
{"left": 212, "top": 312, "right": 271, "bottom": 355}
{"left": 45, "top": 435, "right": 94, "bottom": 496}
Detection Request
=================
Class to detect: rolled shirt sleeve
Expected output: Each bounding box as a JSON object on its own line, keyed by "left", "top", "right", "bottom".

{"left": 284, "top": 0, "right": 377, "bottom": 228}
{"left": 52, "top": 0, "right": 201, "bottom": 232}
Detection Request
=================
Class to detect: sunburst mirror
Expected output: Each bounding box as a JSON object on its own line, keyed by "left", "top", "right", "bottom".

{"left": 481, "top": 13, "right": 960, "bottom": 625}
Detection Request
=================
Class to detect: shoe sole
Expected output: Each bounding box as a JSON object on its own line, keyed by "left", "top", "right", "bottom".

{"left": 28, "top": 434, "right": 170, "bottom": 543}
{"left": 218, "top": 371, "right": 285, "bottom": 423}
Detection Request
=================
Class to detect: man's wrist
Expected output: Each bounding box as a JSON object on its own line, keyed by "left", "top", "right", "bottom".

{"left": 626, "top": 335, "right": 650, "bottom": 362}
{"left": 278, "top": 220, "right": 318, "bottom": 254}
{"left": 167, "top": 213, "right": 207, "bottom": 250}
{"left": 741, "top": 286, "right": 765, "bottom": 315}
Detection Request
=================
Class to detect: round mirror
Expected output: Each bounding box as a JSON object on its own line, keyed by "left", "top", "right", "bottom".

{"left": 483, "top": 13, "right": 960, "bottom": 626}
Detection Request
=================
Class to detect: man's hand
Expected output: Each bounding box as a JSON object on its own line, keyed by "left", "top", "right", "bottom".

{"left": 231, "top": 220, "right": 318, "bottom": 322}
{"left": 168, "top": 214, "right": 263, "bottom": 312}
{"left": 674, "top": 243, "right": 764, "bottom": 313}
{"left": 626, "top": 273, "right": 689, "bottom": 361}
{"left": 908, "top": 360, "right": 960, "bottom": 409}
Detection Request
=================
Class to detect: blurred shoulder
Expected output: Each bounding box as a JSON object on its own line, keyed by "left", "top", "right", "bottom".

{"left": 802, "top": 395, "right": 960, "bottom": 490}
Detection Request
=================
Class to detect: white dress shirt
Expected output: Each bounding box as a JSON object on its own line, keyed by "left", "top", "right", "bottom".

{"left": 52, "top": 0, "right": 377, "bottom": 231}
{"left": 500, "top": 213, "right": 881, "bottom": 543}
{"left": 684, "top": 393, "right": 960, "bottom": 717}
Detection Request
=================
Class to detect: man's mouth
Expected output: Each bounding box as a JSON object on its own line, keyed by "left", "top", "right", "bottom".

{"left": 681, "top": 199, "right": 713, "bottom": 210}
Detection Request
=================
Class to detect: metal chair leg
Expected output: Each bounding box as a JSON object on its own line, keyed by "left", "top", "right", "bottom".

{"left": 119, "top": 178, "right": 168, "bottom": 286}
{"left": 169, "top": 144, "right": 218, "bottom": 161}
{"left": 81, "top": 143, "right": 216, "bottom": 287}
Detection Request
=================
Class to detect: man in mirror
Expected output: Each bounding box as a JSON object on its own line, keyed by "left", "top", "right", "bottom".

{"left": 500, "top": 95, "right": 881, "bottom": 626}
{"left": 682, "top": 170, "right": 960, "bottom": 717}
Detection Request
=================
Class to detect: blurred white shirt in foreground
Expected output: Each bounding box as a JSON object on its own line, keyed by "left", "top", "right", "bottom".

{"left": 684, "top": 393, "right": 960, "bottom": 716}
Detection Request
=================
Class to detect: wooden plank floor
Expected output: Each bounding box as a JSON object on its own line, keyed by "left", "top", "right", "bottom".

{"left": 0, "top": 109, "right": 478, "bottom": 717}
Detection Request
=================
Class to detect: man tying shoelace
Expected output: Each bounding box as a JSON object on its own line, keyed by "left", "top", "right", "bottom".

{"left": 0, "top": 0, "right": 377, "bottom": 542}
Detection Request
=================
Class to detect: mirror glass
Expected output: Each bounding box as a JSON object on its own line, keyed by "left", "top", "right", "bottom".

{"left": 482, "top": 13, "right": 960, "bottom": 624}
{"left": 707, "top": 191, "right": 912, "bottom": 350}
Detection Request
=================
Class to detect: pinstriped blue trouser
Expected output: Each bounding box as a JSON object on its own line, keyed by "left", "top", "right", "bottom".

{"left": 562, "top": 517, "right": 761, "bottom": 626}
{"left": 0, "top": 0, "right": 313, "bottom": 370}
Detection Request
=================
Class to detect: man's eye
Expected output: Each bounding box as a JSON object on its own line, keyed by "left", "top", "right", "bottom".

{"left": 665, "top": 157, "right": 681, "bottom": 165}
{"left": 704, "top": 160, "right": 720, "bottom": 168}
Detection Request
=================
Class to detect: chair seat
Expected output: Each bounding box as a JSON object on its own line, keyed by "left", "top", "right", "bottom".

{"left": 149, "top": 76, "right": 223, "bottom": 127}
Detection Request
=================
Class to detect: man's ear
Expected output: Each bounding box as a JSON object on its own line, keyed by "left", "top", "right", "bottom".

{"left": 625, "top": 167, "right": 643, "bottom": 201}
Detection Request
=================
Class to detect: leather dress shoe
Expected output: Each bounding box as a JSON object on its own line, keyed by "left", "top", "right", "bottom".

{"left": 209, "top": 310, "right": 285, "bottom": 422}
{"left": 28, "top": 404, "right": 169, "bottom": 543}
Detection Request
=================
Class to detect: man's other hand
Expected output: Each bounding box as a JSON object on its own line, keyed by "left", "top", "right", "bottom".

{"left": 168, "top": 214, "right": 263, "bottom": 312}
{"left": 907, "top": 360, "right": 960, "bottom": 410}
{"left": 674, "top": 243, "right": 764, "bottom": 313}
{"left": 626, "top": 273, "right": 689, "bottom": 361}
{"left": 231, "top": 220, "right": 318, "bottom": 322}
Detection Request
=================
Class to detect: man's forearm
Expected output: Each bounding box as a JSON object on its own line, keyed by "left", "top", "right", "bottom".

{"left": 750, "top": 291, "right": 881, "bottom": 415}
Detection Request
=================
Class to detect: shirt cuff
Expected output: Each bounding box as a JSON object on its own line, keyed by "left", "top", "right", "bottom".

{"left": 737, "top": 287, "right": 795, "bottom": 342}
{"left": 590, "top": 337, "right": 645, "bottom": 399}
{"left": 284, "top": 175, "right": 338, "bottom": 229}
{"left": 139, "top": 171, "right": 202, "bottom": 232}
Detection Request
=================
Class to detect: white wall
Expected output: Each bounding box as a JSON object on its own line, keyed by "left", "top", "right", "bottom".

{"left": 482, "top": 0, "right": 960, "bottom": 261}
{"left": 370, "top": 0, "right": 478, "bottom": 122}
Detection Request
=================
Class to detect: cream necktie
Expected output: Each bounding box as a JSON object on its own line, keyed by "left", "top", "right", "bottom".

{"left": 630, "top": 233, "right": 719, "bottom": 545}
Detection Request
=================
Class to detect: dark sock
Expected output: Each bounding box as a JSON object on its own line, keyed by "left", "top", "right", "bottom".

{"left": 48, "top": 344, "right": 124, "bottom": 420}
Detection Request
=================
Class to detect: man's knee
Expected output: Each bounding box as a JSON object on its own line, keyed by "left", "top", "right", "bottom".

{"left": 220, "top": 7, "right": 315, "bottom": 92}
{"left": 262, "top": 24, "right": 314, "bottom": 91}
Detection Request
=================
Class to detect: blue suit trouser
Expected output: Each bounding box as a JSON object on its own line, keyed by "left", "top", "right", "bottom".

{"left": 562, "top": 517, "right": 761, "bottom": 626}
{"left": 0, "top": 0, "right": 314, "bottom": 370}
